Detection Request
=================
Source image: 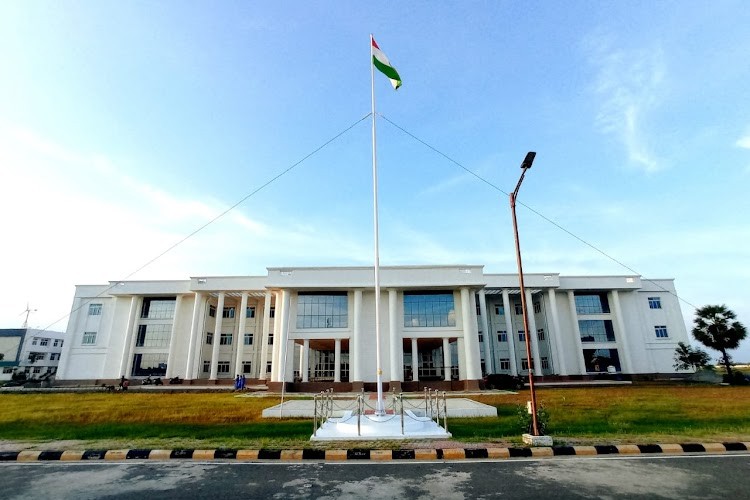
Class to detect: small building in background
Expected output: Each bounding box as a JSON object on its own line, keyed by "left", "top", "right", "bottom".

{"left": 0, "top": 328, "right": 66, "bottom": 382}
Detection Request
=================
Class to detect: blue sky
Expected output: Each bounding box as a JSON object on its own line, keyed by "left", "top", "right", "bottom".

{"left": 1, "top": 1, "right": 749, "bottom": 361}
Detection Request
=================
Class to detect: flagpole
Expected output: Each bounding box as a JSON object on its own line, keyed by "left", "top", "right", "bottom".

{"left": 370, "top": 33, "right": 385, "bottom": 415}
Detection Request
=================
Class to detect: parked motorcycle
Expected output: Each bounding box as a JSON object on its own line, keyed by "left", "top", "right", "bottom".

{"left": 169, "top": 376, "right": 183, "bottom": 385}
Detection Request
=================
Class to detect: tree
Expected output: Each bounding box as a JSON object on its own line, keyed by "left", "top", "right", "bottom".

{"left": 692, "top": 304, "right": 747, "bottom": 378}
{"left": 673, "top": 341, "right": 711, "bottom": 371}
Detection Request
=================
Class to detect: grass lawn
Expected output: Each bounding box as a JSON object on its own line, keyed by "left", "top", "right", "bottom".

{"left": 0, "top": 385, "right": 748, "bottom": 450}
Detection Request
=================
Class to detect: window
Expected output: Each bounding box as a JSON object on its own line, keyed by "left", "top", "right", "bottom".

{"left": 499, "top": 358, "right": 510, "bottom": 370}
{"left": 537, "top": 328, "right": 545, "bottom": 341}
{"left": 32, "top": 338, "right": 38, "bottom": 345}
{"left": 222, "top": 307, "right": 235, "bottom": 319}
{"left": 266, "top": 362, "right": 272, "bottom": 374}
{"left": 269, "top": 307, "right": 275, "bottom": 318}
{"left": 50, "top": 353, "right": 61, "bottom": 361}
{"left": 244, "top": 333, "right": 254, "bottom": 345}
{"left": 3, "top": 367, "right": 13, "bottom": 374}
{"left": 131, "top": 353, "right": 167, "bottom": 376}
{"left": 575, "top": 293, "right": 610, "bottom": 314}
{"left": 220, "top": 333, "right": 233, "bottom": 345}
{"left": 203, "top": 361, "right": 211, "bottom": 373}
{"left": 136, "top": 324, "right": 171, "bottom": 348}
{"left": 209, "top": 305, "right": 216, "bottom": 317}
{"left": 217, "top": 361, "right": 230, "bottom": 373}
{"left": 53, "top": 339, "right": 60, "bottom": 347}
{"left": 654, "top": 325, "right": 669, "bottom": 338}
{"left": 206, "top": 332, "right": 213, "bottom": 345}
{"left": 497, "top": 331, "right": 507, "bottom": 342}
{"left": 33, "top": 367, "right": 41, "bottom": 374}
{"left": 518, "top": 330, "right": 526, "bottom": 342}
{"left": 521, "top": 358, "right": 530, "bottom": 370}
{"left": 88, "top": 303, "right": 102, "bottom": 316}
{"left": 40, "top": 338, "right": 49, "bottom": 346}
{"left": 514, "top": 303, "right": 523, "bottom": 315}
{"left": 583, "top": 348, "right": 621, "bottom": 373}
{"left": 296, "top": 292, "right": 348, "bottom": 328}
{"left": 82, "top": 332, "right": 97, "bottom": 345}
{"left": 478, "top": 333, "right": 484, "bottom": 343}
{"left": 60, "top": 340, "right": 63, "bottom": 347}
{"left": 246, "top": 306, "right": 256, "bottom": 319}
{"left": 28, "top": 352, "right": 45, "bottom": 362}
{"left": 533, "top": 302, "right": 541, "bottom": 314}
{"left": 541, "top": 357, "right": 549, "bottom": 370}
{"left": 476, "top": 295, "right": 481, "bottom": 316}
{"left": 579, "top": 320, "right": 616, "bottom": 342}
{"left": 242, "top": 361, "right": 252, "bottom": 374}
{"left": 268, "top": 333, "right": 274, "bottom": 345}
{"left": 494, "top": 305, "right": 504, "bottom": 316}
{"left": 140, "top": 297, "right": 176, "bottom": 319}
{"left": 648, "top": 297, "right": 662, "bottom": 309}
{"left": 403, "top": 292, "right": 456, "bottom": 327}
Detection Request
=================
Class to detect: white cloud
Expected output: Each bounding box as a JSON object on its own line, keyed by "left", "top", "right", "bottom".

{"left": 584, "top": 35, "right": 665, "bottom": 173}
{"left": 736, "top": 133, "right": 750, "bottom": 149}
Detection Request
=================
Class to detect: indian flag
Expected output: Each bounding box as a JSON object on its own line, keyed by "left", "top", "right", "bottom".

{"left": 371, "top": 37, "right": 401, "bottom": 90}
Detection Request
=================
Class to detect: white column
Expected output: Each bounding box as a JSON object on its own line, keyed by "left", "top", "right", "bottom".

{"left": 568, "top": 291, "right": 587, "bottom": 374}
{"left": 334, "top": 338, "right": 342, "bottom": 382}
{"left": 302, "top": 339, "right": 309, "bottom": 382}
{"left": 388, "top": 289, "right": 401, "bottom": 382}
{"left": 461, "top": 287, "right": 482, "bottom": 380}
{"left": 259, "top": 291, "right": 272, "bottom": 381}
{"left": 443, "top": 337, "right": 451, "bottom": 381}
{"left": 58, "top": 297, "right": 83, "bottom": 379}
{"left": 526, "top": 289, "right": 543, "bottom": 377}
{"left": 610, "top": 290, "right": 634, "bottom": 373}
{"left": 235, "top": 292, "right": 248, "bottom": 377}
{"left": 411, "top": 338, "right": 419, "bottom": 381}
{"left": 546, "top": 289, "right": 567, "bottom": 376}
{"left": 351, "top": 289, "right": 362, "bottom": 382}
{"left": 478, "top": 289, "right": 492, "bottom": 374}
{"left": 119, "top": 296, "right": 140, "bottom": 377}
{"left": 271, "top": 291, "right": 283, "bottom": 382}
{"left": 502, "top": 290, "right": 518, "bottom": 375}
{"left": 184, "top": 293, "right": 203, "bottom": 379}
{"left": 165, "top": 295, "right": 183, "bottom": 378}
{"left": 276, "top": 290, "right": 291, "bottom": 383}
{"left": 209, "top": 292, "right": 224, "bottom": 380}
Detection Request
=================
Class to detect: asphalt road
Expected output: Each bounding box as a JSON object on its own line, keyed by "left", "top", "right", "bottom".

{"left": 1, "top": 455, "right": 748, "bottom": 499}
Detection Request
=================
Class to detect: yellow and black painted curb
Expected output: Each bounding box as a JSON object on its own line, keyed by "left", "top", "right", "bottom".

{"left": 1, "top": 442, "right": 748, "bottom": 462}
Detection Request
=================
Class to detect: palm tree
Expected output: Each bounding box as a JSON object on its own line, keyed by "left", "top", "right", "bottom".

{"left": 692, "top": 304, "right": 747, "bottom": 378}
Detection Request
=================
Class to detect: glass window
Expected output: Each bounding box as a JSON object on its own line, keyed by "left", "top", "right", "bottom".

{"left": 268, "top": 333, "right": 274, "bottom": 345}
{"left": 32, "top": 338, "right": 38, "bottom": 345}
{"left": 209, "top": 305, "right": 216, "bottom": 318}
{"left": 33, "top": 367, "right": 41, "bottom": 374}
{"left": 141, "top": 298, "right": 176, "bottom": 319}
{"left": 478, "top": 333, "right": 484, "bottom": 343}
{"left": 53, "top": 339, "right": 60, "bottom": 347}
{"left": 518, "top": 330, "right": 526, "bottom": 342}
{"left": 494, "top": 305, "right": 504, "bottom": 316}
{"left": 533, "top": 302, "right": 541, "bottom": 314}
{"left": 648, "top": 297, "right": 662, "bottom": 309}
{"left": 217, "top": 361, "right": 230, "bottom": 373}
{"left": 88, "top": 303, "right": 102, "bottom": 316}
{"left": 222, "top": 307, "right": 235, "bottom": 319}
{"left": 82, "top": 332, "right": 97, "bottom": 345}
{"left": 246, "top": 306, "right": 256, "bottom": 319}
{"left": 50, "top": 353, "right": 60, "bottom": 361}
{"left": 3, "top": 367, "right": 13, "bottom": 374}
{"left": 206, "top": 332, "right": 213, "bottom": 345}
{"left": 521, "top": 358, "right": 530, "bottom": 370}
{"left": 583, "top": 348, "right": 621, "bottom": 373}
{"left": 40, "top": 338, "right": 49, "bottom": 346}
{"left": 296, "top": 292, "right": 348, "bottom": 328}
{"left": 136, "top": 324, "right": 171, "bottom": 348}
{"left": 537, "top": 329, "right": 545, "bottom": 341}
{"left": 220, "top": 333, "right": 232, "bottom": 345}
{"left": 244, "top": 333, "right": 254, "bottom": 345}
{"left": 132, "top": 353, "right": 167, "bottom": 376}
{"left": 497, "top": 331, "right": 507, "bottom": 342}
{"left": 654, "top": 325, "right": 669, "bottom": 338}
{"left": 203, "top": 361, "right": 210, "bottom": 373}
{"left": 514, "top": 303, "right": 523, "bottom": 315}
{"left": 403, "top": 292, "right": 456, "bottom": 328}
{"left": 269, "top": 307, "right": 275, "bottom": 318}
{"left": 499, "top": 358, "right": 510, "bottom": 370}
{"left": 242, "top": 361, "right": 252, "bottom": 374}
{"left": 579, "top": 320, "right": 616, "bottom": 342}
{"left": 541, "top": 357, "right": 549, "bottom": 369}
{"left": 574, "top": 293, "right": 610, "bottom": 314}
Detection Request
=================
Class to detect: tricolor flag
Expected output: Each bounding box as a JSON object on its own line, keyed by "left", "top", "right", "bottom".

{"left": 371, "top": 37, "right": 402, "bottom": 90}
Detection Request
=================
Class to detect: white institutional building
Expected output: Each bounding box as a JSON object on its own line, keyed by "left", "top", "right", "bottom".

{"left": 57, "top": 265, "right": 689, "bottom": 391}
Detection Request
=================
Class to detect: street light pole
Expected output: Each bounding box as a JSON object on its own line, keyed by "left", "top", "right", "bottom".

{"left": 510, "top": 151, "right": 540, "bottom": 436}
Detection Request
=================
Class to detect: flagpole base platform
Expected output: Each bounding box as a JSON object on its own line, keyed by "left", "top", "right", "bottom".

{"left": 311, "top": 410, "right": 451, "bottom": 441}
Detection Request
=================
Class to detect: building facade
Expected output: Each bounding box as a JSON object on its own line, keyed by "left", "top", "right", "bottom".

{"left": 0, "top": 328, "right": 65, "bottom": 382}
{"left": 57, "top": 265, "right": 690, "bottom": 390}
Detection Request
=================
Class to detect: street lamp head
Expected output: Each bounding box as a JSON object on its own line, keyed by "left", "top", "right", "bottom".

{"left": 521, "top": 151, "right": 536, "bottom": 170}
